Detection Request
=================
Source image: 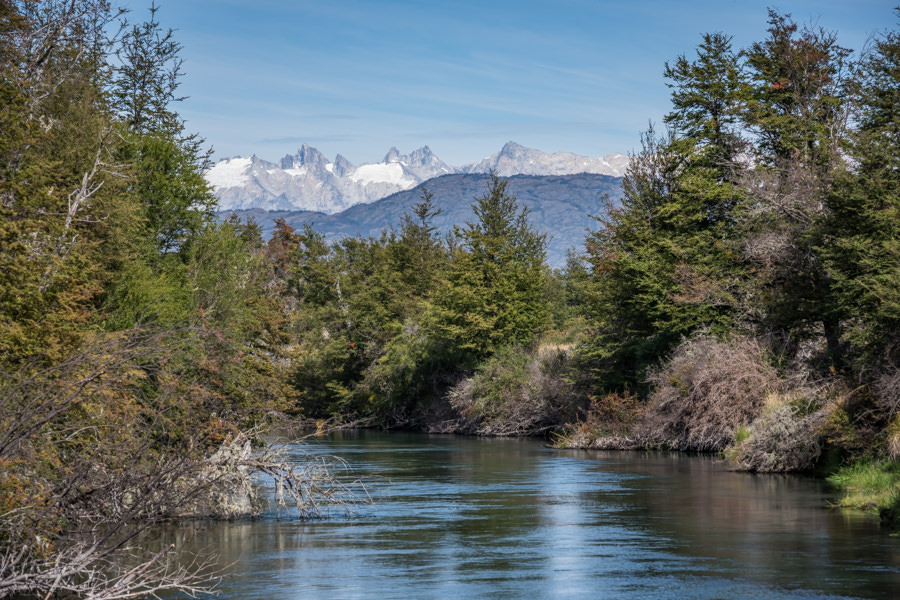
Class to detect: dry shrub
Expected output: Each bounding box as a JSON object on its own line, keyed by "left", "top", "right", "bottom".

{"left": 846, "top": 348, "right": 900, "bottom": 459}
{"left": 553, "top": 391, "right": 645, "bottom": 450}
{"left": 447, "top": 343, "right": 582, "bottom": 436}
{"left": 886, "top": 415, "right": 900, "bottom": 461}
{"left": 582, "top": 391, "right": 645, "bottom": 433}
{"left": 873, "top": 363, "right": 900, "bottom": 420}
{"left": 727, "top": 391, "right": 829, "bottom": 472}
{"left": 641, "top": 334, "right": 781, "bottom": 451}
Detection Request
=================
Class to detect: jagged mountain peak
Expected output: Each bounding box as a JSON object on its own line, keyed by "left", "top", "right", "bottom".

{"left": 333, "top": 154, "right": 354, "bottom": 177}
{"left": 383, "top": 147, "right": 401, "bottom": 164}
{"left": 461, "top": 142, "right": 628, "bottom": 178}
{"left": 499, "top": 140, "right": 528, "bottom": 156}
{"left": 406, "top": 145, "right": 438, "bottom": 165}
{"left": 208, "top": 141, "right": 626, "bottom": 214}
{"left": 296, "top": 144, "right": 328, "bottom": 167}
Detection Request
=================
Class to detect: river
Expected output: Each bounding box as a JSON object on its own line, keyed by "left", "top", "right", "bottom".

{"left": 155, "top": 430, "right": 900, "bottom": 599}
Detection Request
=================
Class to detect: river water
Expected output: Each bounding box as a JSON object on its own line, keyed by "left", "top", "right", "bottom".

{"left": 158, "top": 430, "right": 900, "bottom": 599}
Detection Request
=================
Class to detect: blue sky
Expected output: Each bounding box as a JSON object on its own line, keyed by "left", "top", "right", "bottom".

{"left": 118, "top": 1, "right": 895, "bottom": 166}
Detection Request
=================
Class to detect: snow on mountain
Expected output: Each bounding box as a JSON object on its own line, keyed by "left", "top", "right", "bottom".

{"left": 349, "top": 162, "right": 416, "bottom": 187}
{"left": 390, "top": 145, "right": 455, "bottom": 181}
{"left": 207, "top": 141, "right": 626, "bottom": 214}
{"left": 206, "top": 156, "right": 252, "bottom": 189}
{"left": 461, "top": 141, "right": 629, "bottom": 177}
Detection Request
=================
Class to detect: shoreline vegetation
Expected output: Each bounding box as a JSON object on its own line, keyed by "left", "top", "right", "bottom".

{"left": 2, "top": 1, "right": 899, "bottom": 598}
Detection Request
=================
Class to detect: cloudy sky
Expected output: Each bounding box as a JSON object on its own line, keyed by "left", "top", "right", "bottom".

{"left": 118, "top": 0, "right": 895, "bottom": 166}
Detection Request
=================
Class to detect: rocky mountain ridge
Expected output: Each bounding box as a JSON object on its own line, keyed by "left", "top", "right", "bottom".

{"left": 207, "top": 141, "right": 628, "bottom": 214}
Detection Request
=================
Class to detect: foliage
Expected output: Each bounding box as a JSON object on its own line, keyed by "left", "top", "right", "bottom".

{"left": 5, "top": 4, "right": 900, "bottom": 590}
{"left": 569, "top": 9, "right": 900, "bottom": 486}
{"left": 819, "top": 17, "right": 900, "bottom": 367}
{"left": 739, "top": 10, "right": 853, "bottom": 367}
{"left": 726, "top": 391, "right": 830, "bottom": 472}
{"left": 436, "top": 173, "right": 550, "bottom": 363}
{"left": 286, "top": 178, "right": 556, "bottom": 425}
{"left": 0, "top": 2, "right": 306, "bottom": 598}
{"left": 283, "top": 188, "right": 451, "bottom": 421}
{"left": 579, "top": 32, "right": 751, "bottom": 388}
{"left": 112, "top": 1, "right": 185, "bottom": 136}
{"left": 743, "top": 10, "right": 851, "bottom": 168}
{"left": 552, "top": 391, "right": 645, "bottom": 449}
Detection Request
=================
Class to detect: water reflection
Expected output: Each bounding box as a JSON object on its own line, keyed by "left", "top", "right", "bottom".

{"left": 152, "top": 431, "right": 899, "bottom": 599}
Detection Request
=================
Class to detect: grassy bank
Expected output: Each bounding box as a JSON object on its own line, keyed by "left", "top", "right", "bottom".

{"left": 828, "top": 461, "right": 900, "bottom": 511}
{"left": 827, "top": 461, "right": 900, "bottom": 527}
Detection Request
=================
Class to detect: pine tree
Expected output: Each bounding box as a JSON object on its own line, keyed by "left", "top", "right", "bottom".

{"left": 741, "top": 10, "right": 853, "bottom": 364}
{"left": 821, "top": 15, "right": 900, "bottom": 363}
{"left": 664, "top": 31, "right": 748, "bottom": 173}
{"left": 395, "top": 186, "right": 445, "bottom": 297}
{"left": 111, "top": 2, "right": 216, "bottom": 260}
{"left": 0, "top": 0, "right": 124, "bottom": 363}
{"left": 581, "top": 34, "right": 750, "bottom": 388}
{"left": 744, "top": 10, "right": 851, "bottom": 169}
{"left": 436, "top": 174, "right": 549, "bottom": 362}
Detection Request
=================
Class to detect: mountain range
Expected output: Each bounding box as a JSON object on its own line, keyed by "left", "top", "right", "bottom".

{"left": 207, "top": 141, "right": 628, "bottom": 214}
{"left": 223, "top": 172, "right": 624, "bottom": 268}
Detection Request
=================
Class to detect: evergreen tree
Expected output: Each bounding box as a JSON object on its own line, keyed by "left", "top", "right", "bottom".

{"left": 111, "top": 2, "right": 216, "bottom": 259}
{"left": 0, "top": 0, "right": 123, "bottom": 363}
{"left": 741, "top": 11, "right": 853, "bottom": 364}
{"left": 1, "top": 5, "right": 303, "bottom": 596}
{"left": 581, "top": 127, "right": 683, "bottom": 387}
{"left": 113, "top": 1, "right": 183, "bottom": 136}
{"left": 582, "top": 33, "right": 750, "bottom": 388}
{"left": 664, "top": 31, "right": 748, "bottom": 173}
{"left": 395, "top": 186, "right": 445, "bottom": 297}
{"left": 128, "top": 132, "right": 216, "bottom": 256}
{"left": 821, "top": 15, "right": 900, "bottom": 364}
{"left": 744, "top": 10, "right": 851, "bottom": 169}
{"left": 436, "top": 174, "right": 549, "bottom": 362}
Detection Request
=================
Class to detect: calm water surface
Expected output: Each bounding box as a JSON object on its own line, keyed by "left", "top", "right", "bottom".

{"left": 159, "top": 431, "right": 900, "bottom": 599}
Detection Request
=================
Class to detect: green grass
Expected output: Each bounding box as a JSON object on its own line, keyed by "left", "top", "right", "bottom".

{"left": 827, "top": 460, "right": 900, "bottom": 513}
{"left": 733, "top": 425, "right": 752, "bottom": 444}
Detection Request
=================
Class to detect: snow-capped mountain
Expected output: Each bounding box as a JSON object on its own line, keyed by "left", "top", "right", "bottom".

{"left": 207, "top": 141, "right": 626, "bottom": 214}
{"left": 207, "top": 144, "right": 453, "bottom": 213}
{"left": 460, "top": 141, "right": 629, "bottom": 178}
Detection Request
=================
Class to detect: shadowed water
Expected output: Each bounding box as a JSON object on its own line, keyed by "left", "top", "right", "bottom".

{"left": 155, "top": 431, "right": 900, "bottom": 599}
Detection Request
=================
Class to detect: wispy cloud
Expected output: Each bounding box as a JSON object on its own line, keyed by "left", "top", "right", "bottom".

{"left": 259, "top": 134, "right": 360, "bottom": 145}
{"left": 125, "top": 0, "right": 893, "bottom": 161}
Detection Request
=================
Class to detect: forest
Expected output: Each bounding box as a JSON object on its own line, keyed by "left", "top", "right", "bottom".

{"left": 1, "top": 1, "right": 899, "bottom": 598}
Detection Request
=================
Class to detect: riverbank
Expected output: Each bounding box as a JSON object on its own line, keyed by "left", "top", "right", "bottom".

{"left": 828, "top": 462, "right": 900, "bottom": 526}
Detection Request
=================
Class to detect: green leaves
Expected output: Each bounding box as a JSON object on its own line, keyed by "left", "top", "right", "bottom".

{"left": 436, "top": 174, "right": 550, "bottom": 362}
{"left": 744, "top": 9, "right": 852, "bottom": 167}
{"left": 127, "top": 132, "right": 217, "bottom": 257}
{"left": 820, "top": 19, "right": 900, "bottom": 362}
{"left": 664, "top": 31, "right": 748, "bottom": 169}
{"left": 283, "top": 177, "right": 555, "bottom": 421}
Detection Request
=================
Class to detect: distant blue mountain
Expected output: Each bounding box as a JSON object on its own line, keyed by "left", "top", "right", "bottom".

{"left": 221, "top": 172, "right": 624, "bottom": 268}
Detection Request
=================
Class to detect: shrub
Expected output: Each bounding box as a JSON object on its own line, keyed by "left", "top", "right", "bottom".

{"left": 552, "top": 391, "right": 645, "bottom": 449}
{"left": 726, "top": 391, "right": 828, "bottom": 472}
{"left": 447, "top": 342, "right": 582, "bottom": 435}
{"left": 873, "top": 360, "right": 900, "bottom": 420}
{"left": 641, "top": 334, "right": 781, "bottom": 451}
{"left": 887, "top": 415, "right": 900, "bottom": 461}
